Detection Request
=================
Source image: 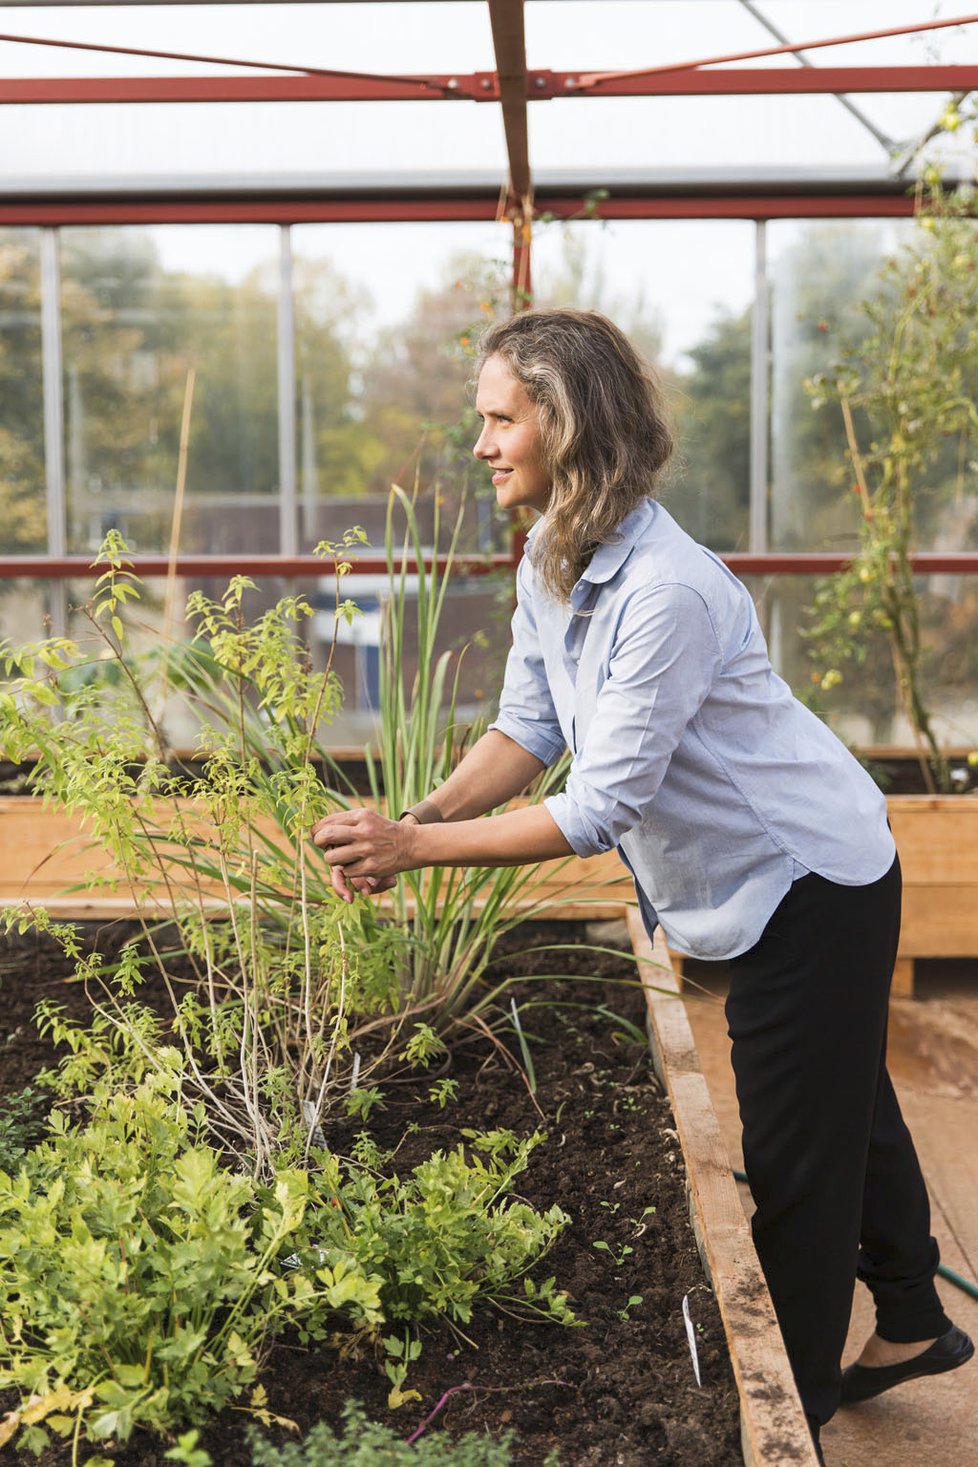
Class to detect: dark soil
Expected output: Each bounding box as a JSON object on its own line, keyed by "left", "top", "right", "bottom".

{"left": 0, "top": 920, "right": 742, "bottom": 1466}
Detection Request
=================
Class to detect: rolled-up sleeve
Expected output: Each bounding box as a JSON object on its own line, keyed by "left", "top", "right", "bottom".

{"left": 488, "top": 558, "right": 567, "bottom": 768}
{"left": 544, "top": 583, "right": 722, "bottom": 856}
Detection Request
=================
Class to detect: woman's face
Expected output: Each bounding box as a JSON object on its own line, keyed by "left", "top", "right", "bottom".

{"left": 473, "top": 354, "right": 552, "bottom": 514}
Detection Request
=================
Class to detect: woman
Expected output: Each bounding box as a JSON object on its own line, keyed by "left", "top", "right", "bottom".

{"left": 312, "top": 307, "right": 971, "bottom": 1462}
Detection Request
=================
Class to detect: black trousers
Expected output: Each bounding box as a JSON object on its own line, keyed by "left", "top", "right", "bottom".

{"left": 726, "top": 855, "right": 952, "bottom": 1427}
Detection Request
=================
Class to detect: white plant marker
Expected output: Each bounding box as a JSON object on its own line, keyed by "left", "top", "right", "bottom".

{"left": 682, "top": 1292, "right": 702, "bottom": 1386}
{"left": 301, "top": 1099, "right": 326, "bottom": 1147}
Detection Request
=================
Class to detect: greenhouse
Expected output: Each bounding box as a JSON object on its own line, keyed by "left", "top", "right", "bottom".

{"left": 1, "top": 4, "right": 977, "bottom": 1466}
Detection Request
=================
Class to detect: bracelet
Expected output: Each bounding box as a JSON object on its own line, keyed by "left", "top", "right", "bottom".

{"left": 398, "top": 800, "right": 445, "bottom": 826}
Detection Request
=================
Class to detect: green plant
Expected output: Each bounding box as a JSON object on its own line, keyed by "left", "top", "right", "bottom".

{"left": 616, "top": 1294, "right": 644, "bottom": 1322}
{"left": 165, "top": 1429, "right": 215, "bottom": 1467}
{"left": 245, "top": 1398, "right": 558, "bottom": 1465}
{"left": 591, "top": 1240, "right": 634, "bottom": 1268}
{"left": 0, "top": 1054, "right": 577, "bottom": 1455}
{"left": 428, "top": 1077, "right": 460, "bottom": 1109}
{"left": 805, "top": 161, "right": 978, "bottom": 791}
{"left": 0, "top": 529, "right": 416, "bottom": 1171}
{"left": 290, "top": 1128, "right": 576, "bottom": 1406}
{"left": 344, "top": 1086, "right": 387, "bottom": 1122}
{"left": 0, "top": 1084, "right": 47, "bottom": 1170}
{"left": 0, "top": 1078, "right": 384, "bottom": 1459}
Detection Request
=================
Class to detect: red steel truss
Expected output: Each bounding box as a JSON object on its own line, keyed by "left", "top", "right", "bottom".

{"left": 4, "top": 6, "right": 978, "bottom": 585}
{"left": 3, "top": 66, "right": 978, "bottom": 106}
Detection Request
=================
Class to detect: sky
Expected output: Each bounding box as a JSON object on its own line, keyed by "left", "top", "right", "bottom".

{"left": 2, "top": 2, "right": 975, "bottom": 361}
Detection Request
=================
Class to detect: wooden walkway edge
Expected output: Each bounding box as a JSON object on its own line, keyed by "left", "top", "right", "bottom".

{"left": 626, "top": 907, "right": 820, "bottom": 1467}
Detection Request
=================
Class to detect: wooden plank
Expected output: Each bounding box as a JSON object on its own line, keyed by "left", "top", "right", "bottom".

{"left": 0, "top": 797, "right": 634, "bottom": 915}
{"left": 888, "top": 798, "right": 978, "bottom": 884}
{"left": 891, "top": 957, "right": 915, "bottom": 998}
{"left": 626, "top": 908, "right": 819, "bottom": 1467}
{"left": 487, "top": 0, "right": 531, "bottom": 202}
{"left": 900, "top": 888, "right": 978, "bottom": 955}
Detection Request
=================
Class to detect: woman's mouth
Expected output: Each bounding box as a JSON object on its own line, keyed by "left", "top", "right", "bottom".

{"left": 492, "top": 468, "right": 513, "bottom": 485}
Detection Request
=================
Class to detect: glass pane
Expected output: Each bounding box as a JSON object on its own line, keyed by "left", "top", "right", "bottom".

{"left": 322, "top": 571, "right": 501, "bottom": 748}
{"left": 769, "top": 215, "right": 978, "bottom": 555}
{"left": 0, "top": 229, "right": 46, "bottom": 554}
{"left": 4, "top": 3, "right": 502, "bottom": 180}
{"left": 534, "top": 218, "right": 754, "bottom": 551}
{"left": 60, "top": 225, "right": 280, "bottom": 556}
{"left": 757, "top": 572, "right": 978, "bottom": 751}
{"left": 768, "top": 218, "right": 915, "bottom": 552}
{"left": 0, "top": 577, "right": 48, "bottom": 653}
{"left": 292, "top": 221, "right": 510, "bottom": 556}
{"left": 61, "top": 567, "right": 501, "bottom": 756}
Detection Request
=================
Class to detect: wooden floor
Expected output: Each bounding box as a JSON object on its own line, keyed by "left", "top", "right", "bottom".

{"left": 680, "top": 958, "right": 978, "bottom": 1467}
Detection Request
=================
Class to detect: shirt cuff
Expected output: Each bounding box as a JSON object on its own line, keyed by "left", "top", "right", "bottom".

{"left": 543, "top": 790, "right": 615, "bottom": 859}
{"left": 487, "top": 712, "right": 567, "bottom": 769}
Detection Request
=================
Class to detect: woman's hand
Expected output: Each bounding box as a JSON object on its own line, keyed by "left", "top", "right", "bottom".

{"left": 311, "top": 809, "right": 415, "bottom": 904}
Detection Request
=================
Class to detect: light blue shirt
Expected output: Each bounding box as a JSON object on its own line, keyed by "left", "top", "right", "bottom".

{"left": 488, "top": 499, "right": 895, "bottom": 961}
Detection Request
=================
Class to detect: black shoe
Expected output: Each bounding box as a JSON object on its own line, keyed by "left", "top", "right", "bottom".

{"left": 839, "top": 1325, "right": 974, "bottom": 1404}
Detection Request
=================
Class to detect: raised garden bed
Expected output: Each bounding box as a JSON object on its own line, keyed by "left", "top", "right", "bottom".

{"left": 1, "top": 918, "right": 742, "bottom": 1465}
{"left": 0, "top": 912, "right": 820, "bottom": 1466}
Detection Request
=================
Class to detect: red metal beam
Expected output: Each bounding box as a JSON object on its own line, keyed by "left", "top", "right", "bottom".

{"left": 488, "top": 2, "right": 530, "bottom": 199}
{"left": 0, "top": 73, "right": 497, "bottom": 105}
{"left": 546, "top": 195, "right": 922, "bottom": 221}
{"left": 579, "top": 10, "right": 978, "bottom": 84}
{"left": 0, "top": 554, "right": 518, "bottom": 580}
{"left": 3, "top": 66, "right": 977, "bottom": 106}
{"left": 562, "top": 65, "right": 978, "bottom": 98}
{"left": 4, "top": 553, "right": 978, "bottom": 581}
{"left": 724, "top": 553, "right": 978, "bottom": 576}
{"left": 0, "top": 195, "right": 925, "bottom": 228}
{"left": 0, "top": 199, "right": 504, "bottom": 226}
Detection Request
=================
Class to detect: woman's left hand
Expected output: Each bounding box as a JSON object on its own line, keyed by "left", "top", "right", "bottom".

{"left": 311, "top": 809, "right": 414, "bottom": 904}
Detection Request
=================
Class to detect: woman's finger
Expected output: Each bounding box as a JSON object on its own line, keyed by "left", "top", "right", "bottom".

{"left": 331, "top": 863, "right": 355, "bottom": 904}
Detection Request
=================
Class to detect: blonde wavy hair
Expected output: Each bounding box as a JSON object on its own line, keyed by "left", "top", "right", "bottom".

{"left": 476, "top": 307, "right": 674, "bottom": 603}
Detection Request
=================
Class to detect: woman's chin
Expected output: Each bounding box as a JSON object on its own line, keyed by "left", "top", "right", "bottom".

{"left": 496, "top": 487, "right": 549, "bottom": 514}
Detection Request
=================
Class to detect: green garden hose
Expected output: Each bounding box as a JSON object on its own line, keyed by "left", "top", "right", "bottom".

{"left": 730, "top": 1169, "right": 978, "bottom": 1303}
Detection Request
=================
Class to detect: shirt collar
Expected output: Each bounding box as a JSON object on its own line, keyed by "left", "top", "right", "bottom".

{"left": 524, "top": 498, "right": 657, "bottom": 608}
{"left": 578, "top": 499, "right": 656, "bottom": 586}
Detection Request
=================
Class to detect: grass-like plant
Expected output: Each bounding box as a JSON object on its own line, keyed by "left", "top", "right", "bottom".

{"left": 360, "top": 486, "right": 581, "bottom": 1026}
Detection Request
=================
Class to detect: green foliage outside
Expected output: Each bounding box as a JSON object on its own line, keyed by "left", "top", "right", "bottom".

{"left": 0, "top": 230, "right": 506, "bottom": 559}
{"left": 673, "top": 307, "right": 751, "bottom": 552}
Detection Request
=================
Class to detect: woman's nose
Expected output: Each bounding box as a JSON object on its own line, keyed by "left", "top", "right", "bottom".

{"left": 473, "top": 424, "right": 493, "bottom": 459}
